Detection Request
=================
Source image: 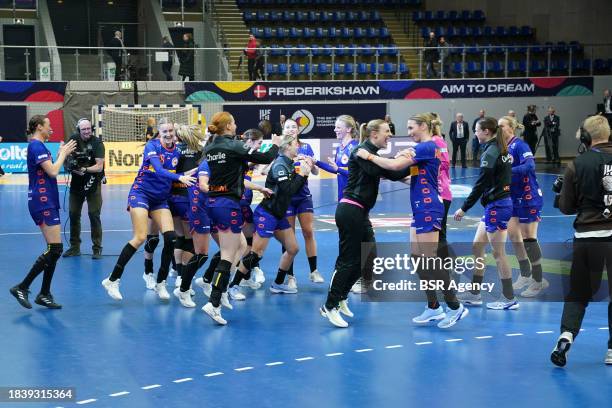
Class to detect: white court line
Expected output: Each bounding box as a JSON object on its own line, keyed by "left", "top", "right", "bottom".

{"left": 580, "top": 329, "right": 586, "bottom": 332}
{"left": 173, "top": 378, "right": 193, "bottom": 383}
{"left": 506, "top": 333, "right": 524, "bottom": 337}
{"left": 445, "top": 339, "right": 463, "bottom": 342}
{"left": 536, "top": 331, "right": 554, "bottom": 334}
{"left": 599, "top": 327, "right": 608, "bottom": 330}
{"left": 295, "top": 356, "right": 314, "bottom": 361}
{"left": 76, "top": 400, "right": 97, "bottom": 405}
{"left": 204, "top": 372, "right": 224, "bottom": 377}
{"left": 355, "top": 348, "right": 373, "bottom": 353}
{"left": 475, "top": 336, "right": 493, "bottom": 339}
{"left": 326, "top": 352, "right": 344, "bottom": 357}
{"left": 141, "top": 384, "right": 161, "bottom": 390}
{"left": 265, "top": 362, "right": 284, "bottom": 366}
{"left": 235, "top": 367, "right": 254, "bottom": 372}
{"left": 109, "top": 391, "right": 130, "bottom": 397}
{"left": 318, "top": 228, "right": 332, "bottom": 231}
{"left": 385, "top": 344, "right": 403, "bottom": 349}
{"left": 415, "top": 341, "right": 433, "bottom": 345}
{"left": 386, "top": 230, "right": 403, "bottom": 232}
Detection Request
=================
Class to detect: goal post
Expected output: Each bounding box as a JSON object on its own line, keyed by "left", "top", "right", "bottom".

{"left": 94, "top": 104, "right": 202, "bottom": 142}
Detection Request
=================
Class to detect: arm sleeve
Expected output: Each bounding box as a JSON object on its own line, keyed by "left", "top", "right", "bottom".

{"left": 337, "top": 167, "right": 349, "bottom": 176}
{"left": 149, "top": 156, "right": 181, "bottom": 181}
{"left": 558, "top": 163, "right": 577, "bottom": 215}
{"left": 235, "top": 141, "right": 279, "bottom": 164}
{"left": 316, "top": 160, "right": 338, "bottom": 174}
{"left": 95, "top": 141, "right": 105, "bottom": 159}
{"left": 31, "top": 143, "right": 52, "bottom": 165}
{"left": 382, "top": 166, "right": 412, "bottom": 181}
{"left": 511, "top": 146, "right": 535, "bottom": 176}
{"left": 272, "top": 162, "right": 306, "bottom": 197}
{"left": 461, "top": 166, "right": 493, "bottom": 212}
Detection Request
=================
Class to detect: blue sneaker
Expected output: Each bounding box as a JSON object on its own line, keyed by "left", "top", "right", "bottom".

{"left": 486, "top": 296, "right": 519, "bottom": 310}
{"left": 437, "top": 304, "right": 469, "bottom": 329}
{"left": 269, "top": 283, "right": 298, "bottom": 294}
{"left": 412, "top": 306, "right": 445, "bottom": 324}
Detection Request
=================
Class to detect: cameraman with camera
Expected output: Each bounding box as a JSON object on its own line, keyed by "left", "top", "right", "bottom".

{"left": 551, "top": 115, "right": 612, "bottom": 367}
{"left": 63, "top": 119, "right": 105, "bottom": 259}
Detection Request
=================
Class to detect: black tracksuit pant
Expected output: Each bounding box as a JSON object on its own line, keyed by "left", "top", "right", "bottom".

{"left": 560, "top": 236, "right": 612, "bottom": 348}
{"left": 325, "top": 202, "right": 375, "bottom": 309}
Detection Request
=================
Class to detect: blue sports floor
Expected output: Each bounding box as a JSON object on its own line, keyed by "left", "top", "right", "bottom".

{"left": 0, "top": 166, "right": 611, "bottom": 408}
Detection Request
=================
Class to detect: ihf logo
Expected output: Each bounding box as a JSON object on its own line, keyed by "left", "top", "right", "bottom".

{"left": 603, "top": 164, "right": 612, "bottom": 207}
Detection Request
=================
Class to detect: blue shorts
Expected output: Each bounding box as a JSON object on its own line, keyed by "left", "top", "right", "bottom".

{"left": 481, "top": 198, "right": 513, "bottom": 233}
{"left": 207, "top": 197, "right": 243, "bottom": 234}
{"left": 241, "top": 205, "right": 254, "bottom": 224}
{"left": 254, "top": 206, "right": 291, "bottom": 238}
{"left": 127, "top": 189, "right": 169, "bottom": 212}
{"left": 30, "top": 208, "right": 60, "bottom": 226}
{"left": 169, "top": 196, "right": 189, "bottom": 221}
{"left": 411, "top": 211, "right": 443, "bottom": 234}
{"left": 512, "top": 206, "right": 542, "bottom": 223}
{"left": 286, "top": 196, "right": 314, "bottom": 217}
{"left": 188, "top": 204, "right": 211, "bottom": 234}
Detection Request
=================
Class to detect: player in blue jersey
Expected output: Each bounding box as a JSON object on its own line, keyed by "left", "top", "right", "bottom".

{"left": 454, "top": 116, "right": 519, "bottom": 310}
{"left": 10, "top": 116, "right": 77, "bottom": 309}
{"left": 279, "top": 118, "right": 324, "bottom": 288}
{"left": 102, "top": 118, "right": 197, "bottom": 301}
{"left": 499, "top": 116, "right": 548, "bottom": 297}
{"left": 357, "top": 113, "right": 467, "bottom": 329}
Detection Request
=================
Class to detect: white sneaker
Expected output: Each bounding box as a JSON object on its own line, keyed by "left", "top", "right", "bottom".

{"left": 102, "top": 278, "right": 122, "bottom": 301}
{"left": 309, "top": 269, "right": 325, "bottom": 283}
{"left": 338, "top": 299, "right": 354, "bottom": 318}
{"left": 551, "top": 331, "right": 573, "bottom": 367}
{"left": 486, "top": 296, "right": 520, "bottom": 310}
{"left": 351, "top": 278, "right": 367, "bottom": 294}
{"left": 253, "top": 266, "right": 265, "bottom": 284}
{"left": 221, "top": 292, "right": 233, "bottom": 310}
{"left": 412, "top": 306, "right": 446, "bottom": 324}
{"left": 287, "top": 275, "right": 298, "bottom": 290}
{"left": 320, "top": 305, "right": 349, "bottom": 328}
{"left": 154, "top": 281, "right": 170, "bottom": 300}
{"left": 457, "top": 291, "right": 483, "bottom": 306}
{"left": 202, "top": 302, "right": 227, "bottom": 325}
{"left": 195, "top": 277, "right": 211, "bottom": 297}
{"left": 437, "top": 304, "right": 469, "bottom": 329}
{"left": 605, "top": 349, "right": 612, "bottom": 365}
{"left": 520, "top": 278, "right": 550, "bottom": 298}
{"left": 142, "top": 273, "right": 156, "bottom": 290}
{"left": 513, "top": 275, "right": 534, "bottom": 291}
{"left": 173, "top": 288, "right": 196, "bottom": 308}
{"left": 239, "top": 276, "right": 262, "bottom": 290}
{"left": 228, "top": 286, "right": 246, "bottom": 301}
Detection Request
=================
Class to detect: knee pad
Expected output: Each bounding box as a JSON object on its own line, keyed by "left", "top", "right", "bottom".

{"left": 144, "top": 234, "right": 160, "bottom": 253}
{"left": 163, "top": 231, "right": 177, "bottom": 247}
{"left": 182, "top": 238, "right": 195, "bottom": 254}
{"left": 212, "top": 259, "right": 232, "bottom": 289}
{"left": 241, "top": 251, "right": 262, "bottom": 271}
{"left": 46, "top": 243, "right": 63, "bottom": 262}
{"left": 245, "top": 236, "right": 253, "bottom": 247}
{"left": 523, "top": 238, "right": 542, "bottom": 262}
{"left": 175, "top": 236, "right": 185, "bottom": 252}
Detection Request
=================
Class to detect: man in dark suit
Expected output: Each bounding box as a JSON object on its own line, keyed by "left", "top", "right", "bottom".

{"left": 385, "top": 115, "right": 396, "bottom": 135}
{"left": 424, "top": 31, "right": 439, "bottom": 79}
{"left": 449, "top": 113, "right": 470, "bottom": 168}
{"left": 108, "top": 31, "right": 125, "bottom": 81}
{"left": 543, "top": 106, "right": 561, "bottom": 164}
{"left": 272, "top": 114, "right": 285, "bottom": 136}
{"left": 598, "top": 89, "right": 612, "bottom": 126}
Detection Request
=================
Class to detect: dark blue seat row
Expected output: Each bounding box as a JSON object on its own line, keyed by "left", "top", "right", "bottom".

{"left": 444, "top": 41, "right": 584, "bottom": 56}
{"left": 239, "top": 0, "right": 421, "bottom": 6}
{"left": 450, "top": 59, "right": 593, "bottom": 76}
{"left": 265, "top": 43, "right": 399, "bottom": 57}
{"left": 265, "top": 62, "right": 409, "bottom": 75}
{"left": 413, "top": 10, "right": 485, "bottom": 23}
{"left": 244, "top": 10, "right": 382, "bottom": 23}
{"left": 250, "top": 26, "right": 390, "bottom": 40}
{"left": 421, "top": 25, "right": 533, "bottom": 39}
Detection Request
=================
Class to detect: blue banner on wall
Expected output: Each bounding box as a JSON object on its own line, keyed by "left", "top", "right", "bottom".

{"left": 224, "top": 103, "right": 386, "bottom": 138}
{"left": 0, "top": 142, "right": 60, "bottom": 173}
{"left": 186, "top": 77, "right": 593, "bottom": 102}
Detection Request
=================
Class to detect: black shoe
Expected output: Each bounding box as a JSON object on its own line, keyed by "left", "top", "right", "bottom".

{"left": 10, "top": 285, "right": 32, "bottom": 309}
{"left": 551, "top": 333, "right": 573, "bottom": 367}
{"left": 35, "top": 293, "right": 62, "bottom": 309}
{"left": 92, "top": 249, "right": 103, "bottom": 260}
{"left": 62, "top": 247, "right": 81, "bottom": 257}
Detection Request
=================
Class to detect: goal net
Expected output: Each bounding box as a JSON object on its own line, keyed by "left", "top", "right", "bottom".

{"left": 95, "top": 104, "right": 202, "bottom": 142}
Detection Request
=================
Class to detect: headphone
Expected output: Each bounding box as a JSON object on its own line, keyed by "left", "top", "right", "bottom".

{"left": 76, "top": 118, "right": 95, "bottom": 135}
{"left": 579, "top": 124, "right": 591, "bottom": 148}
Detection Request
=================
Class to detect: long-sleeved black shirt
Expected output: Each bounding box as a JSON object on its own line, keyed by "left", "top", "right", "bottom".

{"left": 343, "top": 139, "right": 411, "bottom": 211}
{"left": 260, "top": 154, "right": 306, "bottom": 218}
{"left": 204, "top": 135, "right": 279, "bottom": 202}
{"left": 461, "top": 138, "right": 512, "bottom": 212}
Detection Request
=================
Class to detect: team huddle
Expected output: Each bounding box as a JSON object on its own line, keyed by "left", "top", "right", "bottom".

{"left": 11, "top": 111, "right": 545, "bottom": 330}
